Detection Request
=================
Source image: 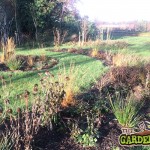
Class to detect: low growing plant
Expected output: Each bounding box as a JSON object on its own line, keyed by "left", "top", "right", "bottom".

{"left": 71, "top": 121, "right": 99, "bottom": 147}
{"left": 70, "top": 100, "right": 102, "bottom": 148}
{"left": 109, "top": 94, "right": 142, "bottom": 128}
{"left": 34, "top": 61, "right": 43, "bottom": 70}
{"left": 5, "top": 57, "right": 23, "bottom": 71}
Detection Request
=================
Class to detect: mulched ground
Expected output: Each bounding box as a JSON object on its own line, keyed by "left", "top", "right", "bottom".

{"left": 33, "top": 115, "right": 123, "bottom": 150}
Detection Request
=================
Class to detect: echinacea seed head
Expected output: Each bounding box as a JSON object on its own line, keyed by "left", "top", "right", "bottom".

{"left": 0, "top": 106, "right": 3, "bottom": 113}
{"left": 34, "top": 84, "right": 38, "bottom": 87}
{"left": 7, "top": 108, "right": 13, "bottom": 114}
{"left": 4, "top": 99, "right": 10, "bottom": 105}
{"left": 0, "top": 76, "right": 4, "bottom": 80}
{"left": 17, "top": 107, "right": 21, "bottom": 113}
{"left": 40, "top": 78, "right": 44, "bottom": 82}
{"left": 66, "top": 77, "right": 70, "bottom": 81}
{"left": 24, "top": 90, "right": 30, "bottom": 98}
{"left": 55, "top": 81, "right": 59, "bottom": 85}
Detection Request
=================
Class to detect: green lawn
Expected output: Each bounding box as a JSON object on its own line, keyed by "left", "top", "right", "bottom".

{"left": 0, "top": 35, "right": 150, "bottom": 110}
{"left": 58, "top": 36, "right": 150, "bottom": 56}
{"left": 0, "top": 49, "right": 107, "bottom": 110}
{"left": 119, "top": 36, "right": 150, "bottom": 56}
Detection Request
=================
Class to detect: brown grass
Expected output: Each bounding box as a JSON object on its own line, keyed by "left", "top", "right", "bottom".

{"left": 61, "top": 89, "right": 75, "bottom": 107}
{"left": 27, "top": 56, "right": 34, "bottom": 67}
{"left": 40, "top": 53, "right": 47, "bottom": 61}
{"left": 58, "top": 64, "right": 78, "bottom": 107}
{"left": 90, "top": 48, "right": 99, "bottom": 57}
{"left": 0, "top": 55, "right": 5, "bottom": 62}
{"left": 112, "top": 52, "right": 150, "bottom": 67}
{"left": 56, "top": 63, "right": 87, "bottom": 107}
{"left": 138, "top": 32, "right": 150, "bottom": 37}
{"left": 67, "top": 48, "right": 77, "bottom": 53}
{"left": 1, "top": 37, "right": 16, "bottom": 62}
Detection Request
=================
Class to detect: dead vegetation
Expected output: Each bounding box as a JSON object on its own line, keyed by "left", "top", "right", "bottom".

{"left": 0, "top": 37, "right": 16, "bottom": 62}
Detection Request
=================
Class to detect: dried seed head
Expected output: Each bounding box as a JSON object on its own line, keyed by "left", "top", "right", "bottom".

{"left": 33, "top": 85, "right": 38, "bottom": 94}
{"left": 4, "top": 99, "right": 10, "bottom": 105}
{"left": 51, "top": 74, "right": 54, "bottom": 78}
{"left": 17, "top": 107, "right": 21, "bottom": 113}
{"left": 55, "top": 81, "right": 59, "bottom": 85}
{"left": 24, "top": 90, "right": 30, "bottom": 98}
{"left": 34, "top": 84, "right": 38, "bottom": 87}
{"left": 0, "top": 106, "right": 3, "bottom": 114}
{"left": 40, "top": 78, "right": 44, "bottom": 83}
{"left": 0, "top": 76, "right": 4, "bottom": 80}
{"left": 7, "top": 108, "right": 13, "bottom": 114}
{"left": 16, "top": 94, "right": 20, "bottom": 99}
{"left": 66, "top": 77, "right": 70, "bottom": 81}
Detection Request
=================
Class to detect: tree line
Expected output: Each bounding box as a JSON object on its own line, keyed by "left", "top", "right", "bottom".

{"left": 0, "top": 0, "right": 99, "bottom": 47}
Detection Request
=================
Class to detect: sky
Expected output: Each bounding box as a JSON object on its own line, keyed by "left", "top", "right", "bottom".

{"left": 75, "top": 0, "right": 150, "bottom": 22}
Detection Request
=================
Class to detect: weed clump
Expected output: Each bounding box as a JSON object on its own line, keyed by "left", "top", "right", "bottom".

{"left": 109, "top": 94, "right": 141, "bottom": 128}
{"left": 1, "top": 37, "right": 16, "bottom": 62}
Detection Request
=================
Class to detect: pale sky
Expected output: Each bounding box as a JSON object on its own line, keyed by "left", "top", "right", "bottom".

{"left": 76, "top": 0, "right": 150, "bottom": 22}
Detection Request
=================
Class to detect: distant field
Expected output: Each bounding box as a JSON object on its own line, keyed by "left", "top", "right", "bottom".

{"left": 119, "top": 36, "right": 150, "bottom": 56}
{"left": 57, "top": 36, "right": 150, "bottom": 57}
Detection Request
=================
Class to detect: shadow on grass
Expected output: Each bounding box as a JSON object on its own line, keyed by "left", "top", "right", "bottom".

{"left": 0, "top": 57, "right": 98, "bottom": 87}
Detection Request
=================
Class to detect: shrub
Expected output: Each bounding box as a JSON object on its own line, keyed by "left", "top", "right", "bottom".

{"left": 5, "top": 57, "right": 23, "bottom": 71}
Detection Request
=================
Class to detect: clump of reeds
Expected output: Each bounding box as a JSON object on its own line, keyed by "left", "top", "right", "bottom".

{"left": 1, "top": 37, "right": 16, "bottom": 62}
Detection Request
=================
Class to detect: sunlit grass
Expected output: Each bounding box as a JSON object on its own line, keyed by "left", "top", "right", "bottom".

{"left": 0, "top": 49, "right": 107, "bottom": 110}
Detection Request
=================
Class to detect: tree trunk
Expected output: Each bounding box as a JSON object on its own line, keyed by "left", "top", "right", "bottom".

{"left": 78, "top": 32, "right": 81, "bottom": 46}
{"left": 14, "top": 0, "right": 20, "bottom": 45}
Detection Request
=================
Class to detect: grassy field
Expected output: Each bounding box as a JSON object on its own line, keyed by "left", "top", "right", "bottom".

{"left": 59, "top": 36, "right": 150, "bottom": 56}
{"left": 121, "top": 36, "right": 150, "bottom": 56}
{"left": 0, "top": 37, "right": 150, "bottom": 109}
{"left": 0, "top": 35, "right": 150, "bottom": 110}
{"left": 0, "top": 35, "right": 150, "bottom": 149}
{"left": 0, "top": 49, "right": 107, "bottom": 110}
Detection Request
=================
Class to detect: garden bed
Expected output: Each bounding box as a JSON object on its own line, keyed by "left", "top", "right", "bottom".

{"left": 0, "top": 55, "right": 58, "bottom": 71}
{"left": 0, "top": 49, "right": 149, "bottom": 150}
